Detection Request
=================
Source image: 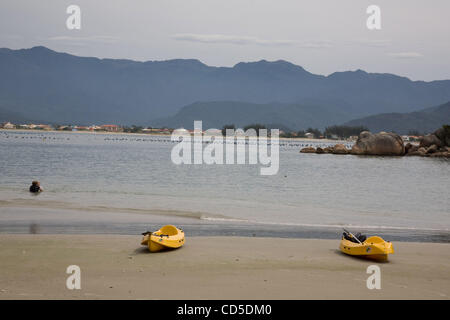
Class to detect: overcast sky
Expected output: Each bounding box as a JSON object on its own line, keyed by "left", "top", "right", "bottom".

{"left": 1, "top": 0, "right": 449, "bottom": 81}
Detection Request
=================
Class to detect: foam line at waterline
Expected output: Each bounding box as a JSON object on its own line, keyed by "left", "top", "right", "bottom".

{"left": 0, "top": 199, "right": 233, "bottom": 221}
{"left": 199, "top": 216, "right": 250, "bottom": 223}
{"left": 244, "top": 220, "right": 450, "bottom": 232}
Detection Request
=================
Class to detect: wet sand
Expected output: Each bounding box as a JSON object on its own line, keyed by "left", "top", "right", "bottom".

{"left": 0, "top": 234, "right": 449, "bottom": 299}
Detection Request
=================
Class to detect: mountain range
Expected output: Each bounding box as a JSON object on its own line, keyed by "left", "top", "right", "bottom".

{"left": 344, "top": 101, "right": 450, "bottom": 134}
{"left": 152, "top": 101, "right": 349, "bottom": 131}
{"left": 1, "top": 46, "right": 450, "bottom": 130}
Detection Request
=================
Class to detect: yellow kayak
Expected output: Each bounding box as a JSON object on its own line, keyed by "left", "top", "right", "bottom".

{"left": 141, "top": 225, "right": 185, "bottom": 252}
{"left": 340, "top": 229, "right": 394, "bottom": 261}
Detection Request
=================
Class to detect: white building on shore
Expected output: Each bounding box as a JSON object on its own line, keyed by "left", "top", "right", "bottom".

{"left": 1, "top": 122, "right": 15, "bottom": 129}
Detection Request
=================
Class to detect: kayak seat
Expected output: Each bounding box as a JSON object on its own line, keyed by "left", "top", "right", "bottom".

{"left": 357, "top": 233, "right": 367, "bottom": 243}
{"left": 343, "top": 232, "right": 367, "bottom": 243}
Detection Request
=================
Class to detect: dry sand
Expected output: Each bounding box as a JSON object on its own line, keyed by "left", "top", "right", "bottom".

{"left": 0, "top": 234, "right": 449, "bottom": 299}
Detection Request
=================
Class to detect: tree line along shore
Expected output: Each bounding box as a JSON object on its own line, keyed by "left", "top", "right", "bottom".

{"left": 0, "top": 121, "right": 430, "bottom": 142}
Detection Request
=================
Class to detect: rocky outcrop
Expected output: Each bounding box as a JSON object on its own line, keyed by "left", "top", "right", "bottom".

{"left": 299, "top": 126, "right": 450, "bottom": 158}
{"left": 351, "top": 131, "right": 405, "bottom": 156}
{"left": 405, "top": 145, "right": 449, "bottom": 157}
{"left": 405, "top": 126, "right": 450, "bottom": 157}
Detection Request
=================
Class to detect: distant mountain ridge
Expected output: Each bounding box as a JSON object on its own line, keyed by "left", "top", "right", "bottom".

{"left": 152, "top": 101, "right": 349, "bottom": 130}
{"left": 1, "top": 46, "right": 450, "bottom": 126}
{"left": 343, "top": 101, "right": 450, "bottom": 134}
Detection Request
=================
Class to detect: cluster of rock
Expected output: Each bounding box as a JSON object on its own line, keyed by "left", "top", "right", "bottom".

{"left": 300, "top": 128, "right": 450, "bottom": 158}
{"left": 405, "top": 127, "right": 450, "bottom": 157}
{"left": 300, "top": 144, "right": 351, "bottom": 155}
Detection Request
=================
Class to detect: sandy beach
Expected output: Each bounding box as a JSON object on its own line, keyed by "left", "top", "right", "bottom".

{"left": 0, "top": 234, "right": 448, "bottom": 300}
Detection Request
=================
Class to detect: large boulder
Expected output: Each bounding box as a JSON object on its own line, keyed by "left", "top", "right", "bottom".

{"left": 426, "top": 144, "right": 438, "bottom": 154}
{"left": 351, "top": 131, "right": 405, "bottom": 156}
{"left": 315, "top": 147, "right": 324, "bottom": 154}
{"left": 405, "top": 143, "right": 413, "bottom": 153}
{"left": 405, "top": 147, "right": 426, "bottom": 156}
{"left": 323, "top": 147, "right": 334, "bottom": 153}
{"left": 420, "top": 134, "right": 442, "bottom": 148}
{"left": 434, "top": 126, "right": 450, "bottom": 147}
{"left": 417, "top": 147, "right": 427, "bottom": 155}
{"left": 405, "top": 143, "right": 419, "bottom": 154}
{"left": 332, "top": 144, "right": 349, "bottom": 154}
{"left": 300, "top": 147, "right": 316, "bottom": 153}
{"left": 434, "top": 127, "right": 446, "bottom": 142}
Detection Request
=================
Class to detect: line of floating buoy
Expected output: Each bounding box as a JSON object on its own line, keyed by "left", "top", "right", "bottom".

{"left": 1, "top": 132, "right": 354, "bottom": 149}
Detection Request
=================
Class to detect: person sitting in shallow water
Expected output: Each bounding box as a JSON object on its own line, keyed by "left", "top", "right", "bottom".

{"left": 29, "top": 181, "right": 43, "bottom": 193}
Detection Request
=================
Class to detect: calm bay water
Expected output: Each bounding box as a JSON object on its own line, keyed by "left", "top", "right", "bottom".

{"left": 0, "top": 130, "right": 449, "bottom": 241}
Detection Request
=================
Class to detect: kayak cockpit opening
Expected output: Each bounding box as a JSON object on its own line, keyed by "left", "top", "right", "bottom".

{"left": 343, "top": 229, "right": 367, "bottom": 244}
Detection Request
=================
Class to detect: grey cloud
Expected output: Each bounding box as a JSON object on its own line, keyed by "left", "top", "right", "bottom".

{"left": 0, "top": 34, "right": 23, "bottom": 40}
{"left": 346, "top": 39, "right": 392, "bottom": 47}
{"left": 171, "top": 33, "right": 332, "bottom": 48}
{"left": 387, "top": 52, "right": 423, "bottom": 59}
{"left": 46, "top": 35, "right": 120, "bottom": 44}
